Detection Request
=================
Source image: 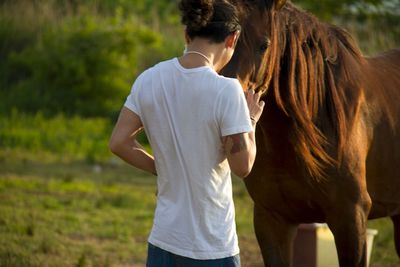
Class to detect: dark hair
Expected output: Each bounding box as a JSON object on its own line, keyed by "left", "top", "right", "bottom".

{"left": 179, "top": 0, "right": 241, "bottom": 43}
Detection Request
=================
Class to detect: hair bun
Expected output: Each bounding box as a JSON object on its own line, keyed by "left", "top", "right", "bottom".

{"left": 179, "top": 0, "right": 214, "bottom": 31}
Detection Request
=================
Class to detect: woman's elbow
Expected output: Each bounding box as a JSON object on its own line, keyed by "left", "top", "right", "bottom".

{"left": 235, "top": 170, "right": 251, "bottom": 179}
{"left": 232, "top": 162, "right": 252, "bottom": 179}
{"left": 109, "top": 138, "right": 123, "bottom": 155}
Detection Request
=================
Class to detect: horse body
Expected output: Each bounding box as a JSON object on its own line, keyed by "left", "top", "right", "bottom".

{"left": 224, "top": 1, "right": 400, "bottom": 266}
{"left": 246, "top": 48, "right": 400, "bottom": 267}
{"left": 365, "top": 50, "right": 400, "bottom": 219}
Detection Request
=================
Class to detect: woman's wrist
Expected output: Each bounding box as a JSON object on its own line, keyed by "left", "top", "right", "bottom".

{"left": 250, "top": 117, "right": 257, "bottom": 128}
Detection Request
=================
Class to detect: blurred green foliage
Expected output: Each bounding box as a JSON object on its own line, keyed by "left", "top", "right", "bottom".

{"left": 298, "top": 0, "right": 385, "bottom": 20}
{"left": 296, "top": 0, "right": 400, "bottom": 54}
{"left": 0, "top": 0, "right": 398, "bottom": 162}
{"left": 0, "top": 0, "right": 398, "bottom": 117}
{"left": 0, "top": 0, "right": 183, "bottom": 117}
{"left": 0, "top": 110, "right": 111, "bottom": 162}
{"left": 3, "top": 17, "right": 159, "bottom": 117}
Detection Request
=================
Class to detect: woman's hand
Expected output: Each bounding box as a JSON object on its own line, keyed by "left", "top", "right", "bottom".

{"left": 245, "top": 89, "right": 265, "bottom": 125}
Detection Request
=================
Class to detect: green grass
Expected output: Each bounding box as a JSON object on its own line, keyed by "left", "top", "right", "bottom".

{"left": 369, "top": 219, "right": 399, "bottom": 266}
{"left": 0, "top": 159, "right": 157, "bottom": 267}
{"left": 1, "top": 157, "right": 399, "bottom": 267}
{"left": 0, "top": 158, "right": 262, "bottom": 267}
{"left": 0, "top": 111, "right": 112, "bottom": 163}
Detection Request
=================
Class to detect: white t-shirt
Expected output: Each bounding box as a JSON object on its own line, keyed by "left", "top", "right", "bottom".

{"left": 124, "top": 58, "right": 252, "bottom": 260}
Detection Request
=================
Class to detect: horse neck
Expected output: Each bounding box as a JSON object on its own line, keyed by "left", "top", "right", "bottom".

{"left": 261, "top": 3, "right": 366, "bottom": 178}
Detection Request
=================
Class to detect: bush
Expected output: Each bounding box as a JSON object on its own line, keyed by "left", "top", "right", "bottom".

{"left": 2, "top": 14, "right": 167, "bottom": 117}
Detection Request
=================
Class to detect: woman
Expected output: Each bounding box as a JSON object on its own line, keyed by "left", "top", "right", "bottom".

{"left": 109, "top": 0, "right": 265, "bottom": 266}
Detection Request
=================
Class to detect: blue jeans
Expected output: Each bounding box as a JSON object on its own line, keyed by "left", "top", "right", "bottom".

{"left": 146, "top": 243, "right": 241, "bottom": 267}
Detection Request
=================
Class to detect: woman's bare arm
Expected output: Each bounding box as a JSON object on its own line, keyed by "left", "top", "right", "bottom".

{"left": 223, "top": 90, "right": 264, "bottom": 178}
{"left": 109, "top": 107, "right": 157, "bottom": 175}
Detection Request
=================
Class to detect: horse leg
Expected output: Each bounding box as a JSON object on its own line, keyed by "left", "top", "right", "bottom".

{"left": 391, "top": 214, "right": 400, "bottom": 257}
{"left": 327, "top": 193, "right": 372, "bottom": 267}
{"left": 254, "top": 204, "right": 297, "bottom": 267}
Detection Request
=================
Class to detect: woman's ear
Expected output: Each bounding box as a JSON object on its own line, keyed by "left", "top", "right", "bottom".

{"left": 225, "top": 31, "right": 241, "bottom": 49}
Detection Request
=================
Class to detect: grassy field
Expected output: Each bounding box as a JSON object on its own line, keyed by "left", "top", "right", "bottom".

{"left": 0, "top": 152, "right": 399, "bottom": 267}
{"left": 0, "top": 154, "right": 263, "bottom": 267}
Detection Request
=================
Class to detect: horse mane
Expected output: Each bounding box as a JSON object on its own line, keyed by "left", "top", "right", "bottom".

{"left": 254, "top": 2, "right": 366, "bottom": 178}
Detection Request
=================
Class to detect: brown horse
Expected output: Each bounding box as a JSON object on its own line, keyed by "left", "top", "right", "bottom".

{"left": 222, "top": 0, "right": 400, "bottom": 266}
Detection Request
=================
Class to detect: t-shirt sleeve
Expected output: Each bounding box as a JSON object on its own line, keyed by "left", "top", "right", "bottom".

{"left": 124, "top": 73, "right": 144, "bottom": 117}
{"left": 216, "top": 79, "right": 253, "bottom": 137}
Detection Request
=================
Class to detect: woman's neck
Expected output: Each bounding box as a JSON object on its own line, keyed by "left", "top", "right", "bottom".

{"left": 179, "top": 38, "right": 226, "bottom": 71}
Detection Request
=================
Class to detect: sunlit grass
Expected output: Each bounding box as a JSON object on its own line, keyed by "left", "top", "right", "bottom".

{"left": 0, "top": 160, "right": 156, "bottom": 266}
{"left": 0, "top": 111, "right": 112, "bottom": 163}
{"left": 1, "top": 157, "right": 398, "bottom": 267}
{"left": 0, "top": 156, "right": 263, "bottom": 267}
{"left": 0, "top": 113, "right": 398, "bottom": 266}
{"left": 369, "top": 219, "right": 399, "bottom": 266}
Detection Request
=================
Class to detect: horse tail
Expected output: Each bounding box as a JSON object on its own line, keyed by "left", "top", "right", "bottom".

{"left": 391, "top": 214, "right": 400, "bottom": 257}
